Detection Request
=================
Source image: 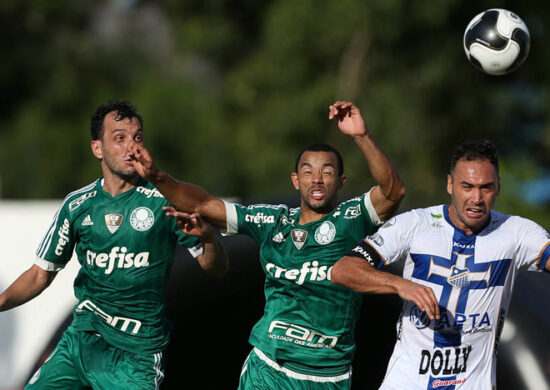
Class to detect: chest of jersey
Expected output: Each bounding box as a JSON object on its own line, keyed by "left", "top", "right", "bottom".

{"left": 72, "top": 187, "right": 178, "bottom": 282}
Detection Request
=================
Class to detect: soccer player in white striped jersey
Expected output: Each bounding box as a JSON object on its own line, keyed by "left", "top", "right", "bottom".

{"left": 332, "top": 140, "right": 550, "bottom": 390}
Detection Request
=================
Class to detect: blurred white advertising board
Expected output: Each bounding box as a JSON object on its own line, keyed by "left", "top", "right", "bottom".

{"left": 0, "top": 201, "right": 79, "bottom": 389}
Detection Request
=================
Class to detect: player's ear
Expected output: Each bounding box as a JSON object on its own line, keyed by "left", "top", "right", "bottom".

{"left": 91, "top": 140, "right": 103, "bottom": 160}
{"left": 446, "top": 174, "right": 453, "bottom": 196}
{"left": 291, "top": 172, "right": 299, "bottom": 190}
{"left": 339, "top": 174, "right": 346, "bottom": 188}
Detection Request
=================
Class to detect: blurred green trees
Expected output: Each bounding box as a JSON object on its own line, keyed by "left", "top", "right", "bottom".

{"left": 1, "top": 0, "right": 549, "bottom": 223}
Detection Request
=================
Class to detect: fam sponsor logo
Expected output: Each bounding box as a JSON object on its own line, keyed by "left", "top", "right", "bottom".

{"left": 69, "top": 191, "right": 97, "bottom": 211}
{"left": 266, "top": 261, "right": 331, "bottom": 285}
{"left": 268, "top": 320, "right": 337, "bottom": 349}
{"left": 136, "top": 186, "right": 164, "bottom": 198}
{"left": 432, "top": 378, "right": 467, "bottom": 388}
{"left": 55, "top": 218, "right": 70, "bottom": 256}
{"left": 86, "top": 247, "right": 150, "bottom": 274}
{"left": 245, "top": 212, "right": 275, "bottom": 224}
{"left": 419, "top": 346, "right": 472, "bottom": 376}
{"left": 76, "top": 299, "right": 142, "bottom": 334}
{"left": 409, "top": 305, "right": 492, "bottom": 333}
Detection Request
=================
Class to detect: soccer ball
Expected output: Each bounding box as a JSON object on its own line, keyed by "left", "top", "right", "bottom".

{"left": 463, "top": 9, "right": 530, "bottom": 75}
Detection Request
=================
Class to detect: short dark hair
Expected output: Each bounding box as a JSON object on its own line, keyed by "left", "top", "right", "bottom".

{"left": 450, "top": 140, "right": 499, "bottom": 175}
{"left": 295, "top": 143, "right": 344, "bottom": 175}
{"left": 90, "top": 99, "right": 143, "bottom": 140}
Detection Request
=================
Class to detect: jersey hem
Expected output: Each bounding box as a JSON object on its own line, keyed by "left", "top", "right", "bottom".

{"left": 253, "top": 348, "right": 351, "bottom": 382}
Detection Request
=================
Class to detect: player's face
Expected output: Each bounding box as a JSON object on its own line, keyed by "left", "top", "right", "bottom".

{"left": 291, "top": 151, "right": 346, "bottom": 214}
{"left": 91, "top": 111, "right": 143, "bottom": 180}
{"left": 447, "top": 158, "right": 500, "bottom": 234}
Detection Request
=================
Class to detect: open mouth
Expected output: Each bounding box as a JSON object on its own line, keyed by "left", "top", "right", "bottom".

{"left": 465, "top": 206, "right": 485, "bottom": 219}
{"left": 310, "top": 188, "right": 326, "bottom": 200}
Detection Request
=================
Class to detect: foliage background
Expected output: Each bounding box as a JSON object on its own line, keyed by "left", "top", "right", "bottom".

{"left": 1, "top": 0, "right": 550, "bottom": 388}
{"left": 2, "top": 0, "right": 550, "bottom": 220}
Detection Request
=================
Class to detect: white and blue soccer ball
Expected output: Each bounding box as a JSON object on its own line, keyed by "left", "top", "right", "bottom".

{"left": 463, "top": 9, "right": 530, "bottom": 75}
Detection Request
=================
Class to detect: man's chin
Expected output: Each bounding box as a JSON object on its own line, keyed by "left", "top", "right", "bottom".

{"left": 304, "top": 200, "right": 333, "bottom": 214}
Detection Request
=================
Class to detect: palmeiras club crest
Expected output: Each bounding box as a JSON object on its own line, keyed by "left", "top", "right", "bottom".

{"left": 314, "top": 221, "right": 336, "bottom": 245}
{"left": 130, "top": 207, "right": 155, "bottom": 232}
{"left": 291, "top": 229, "right": 308, "bottom": 250}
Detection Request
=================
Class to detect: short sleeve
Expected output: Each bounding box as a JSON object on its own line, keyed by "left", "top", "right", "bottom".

{"left": 35, "top": 205, "right": 76, "bottom": 271}
{"left": 223, "top": 201, "right": 283, "bottom": 243}
{"left": 512, "top": 217, "right": 550, "bottom": 272}
{"left": 364, "top": 209, "right": 421, "bottom": 266}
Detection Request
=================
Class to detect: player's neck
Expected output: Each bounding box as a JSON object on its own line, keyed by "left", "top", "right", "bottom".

{"left": 101, "top": 170, "right": 140, "bottom": 197}
{"left": 298, "top": 204, "right": 332, "bottom": 225}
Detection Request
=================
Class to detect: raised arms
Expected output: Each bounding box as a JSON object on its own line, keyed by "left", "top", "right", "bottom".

{"left": 329, "top": 101, "right": 406, "bottom": 221}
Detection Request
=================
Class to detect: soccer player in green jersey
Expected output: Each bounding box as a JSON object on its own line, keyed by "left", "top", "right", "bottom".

{"left": 0, "top": 100, "right": 228, "bottom": 389}
{"left": 127, "top": 101, "right": 406, "bottom": 389}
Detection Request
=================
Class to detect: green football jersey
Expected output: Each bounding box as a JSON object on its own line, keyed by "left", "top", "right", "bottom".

{"left": 225, "top": 191, "right": 381, "bottom": 367}
{"left": 35, "top": 178, "right": 201, "bottom": 354}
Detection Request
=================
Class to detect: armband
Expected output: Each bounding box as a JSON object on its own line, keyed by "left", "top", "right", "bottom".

{"left": 346, "top": 240, "right": 383, "bottom": 269}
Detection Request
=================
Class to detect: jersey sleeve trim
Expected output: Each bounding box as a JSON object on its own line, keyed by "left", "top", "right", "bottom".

{"left": 536, "top": 241, "right": 550, "bottom": 272}
{"left": 224, "top": 201, "right": 239, "bottom": 235}
{"left": 364, "top": 188, "right": 383, "bottom": 226}
{"left": 187, "top": 244, "right": 204, "bottom": 258}
{"left": 35, "top": 257, "right": 65, "bottom": 272}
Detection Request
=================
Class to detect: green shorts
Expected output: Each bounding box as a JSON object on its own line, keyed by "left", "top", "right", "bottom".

{"left": 238, "top": 348, "right": 352, "bottom": 390}
{"left": 25, "top": 325, "right": 164, "bottom": 390}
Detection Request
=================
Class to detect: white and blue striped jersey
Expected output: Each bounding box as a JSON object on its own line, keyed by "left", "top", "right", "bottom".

{"left": 364, "top": 204, "right": 550, "bottom": 390}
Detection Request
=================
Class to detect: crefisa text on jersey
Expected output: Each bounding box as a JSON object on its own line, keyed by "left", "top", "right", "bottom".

{"left": 265, "top": 261, "right": 332, "bottom": 285}
{"left": 86, "top": 247, "right": 150, "bottom": 274}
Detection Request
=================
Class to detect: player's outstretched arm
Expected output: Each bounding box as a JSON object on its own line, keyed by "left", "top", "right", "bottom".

{"left": 329, "top": 101, "right": 405, "bottom": 221}
{"left": 127, "top": 142, "right": 227, "bottom": 229}
{"left": 0, "top": 265, "right": 57, "bottom": 312}
{"left": 332, "top": 256, "right": 440, "bottom": 321}
{"left": 165, "top": 207, "right": 229, "bottom": 277}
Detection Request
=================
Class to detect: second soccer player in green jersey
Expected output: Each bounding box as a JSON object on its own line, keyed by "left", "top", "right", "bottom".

{"left": 128, "top": 101, "right": 406, "bottom": 388}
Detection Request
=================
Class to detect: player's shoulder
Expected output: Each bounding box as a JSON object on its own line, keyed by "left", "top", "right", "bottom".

{"left": 133, "top": 179, "right": 165, "bottom": 200}
{"left": 240, "top": 202, "right": 289, "bottom": 213}
{"left": 60, "top": 179, "right": 101, "bottom": 213}
{"left": 233, "top": 202, "right": 290, "bottom": 223}
{"left": 395, "top": 204, "right": 445, "bottom": 226}
{"left": 488, "top": 209, "right": 545, "bottom": 234}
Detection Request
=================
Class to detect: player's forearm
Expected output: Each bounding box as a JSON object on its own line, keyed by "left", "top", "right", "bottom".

{"left": 151, "top": 170, "right": 212, "bottom": 214}
{"left": 0, "top": 265, "right": 56, "bottom": 312}
{"left": 331, "top": 256, "right": 401, "bottom": 294}
{"left": 353, "top": 133, "right": 405, "bottom": 203}
{"left": 198, "top": 238, "right": 229, "bottom": 278}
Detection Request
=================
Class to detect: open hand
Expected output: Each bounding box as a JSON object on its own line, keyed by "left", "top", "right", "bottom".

{"left": 328, "top": 101, "right": 367, "bottom": 137}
